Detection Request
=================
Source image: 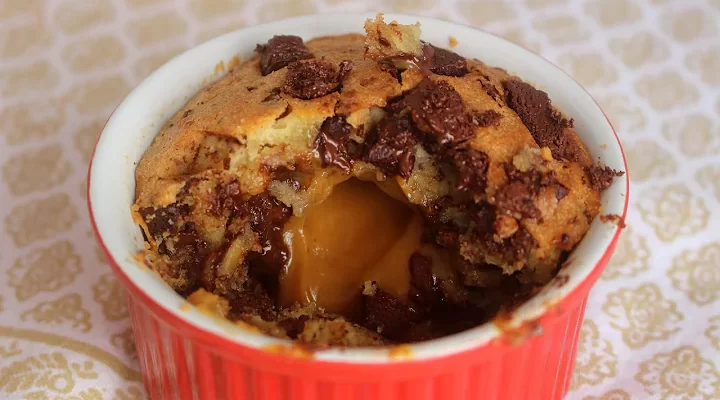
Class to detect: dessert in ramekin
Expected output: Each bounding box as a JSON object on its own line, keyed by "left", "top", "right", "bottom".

{"left": 89, "top": 13, "right": 628, "bottom": 400}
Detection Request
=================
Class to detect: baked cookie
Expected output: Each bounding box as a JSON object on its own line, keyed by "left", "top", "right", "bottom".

{"left": 133, "top": 14, "right": 621, "bottom": 346}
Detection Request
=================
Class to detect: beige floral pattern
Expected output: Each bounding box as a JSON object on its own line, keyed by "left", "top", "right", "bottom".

{"left": 92, "top": 274, "right": 129, "bottom": 321}
{"left": 661, "top": 7, "right": 717, "bottom": 43}
{"left": 558, "top": 52, "right": 618, "bottom": 88}
{"left": 458, "top": 0, "right": 516, "bottom": 26}
{"left": 584, "top": 0, "right": 641, "bottom": 27}
{"left": 0, "top": 100, "right": 65, "bottom": 145}
{"left": 533, "top": 14, "right": 590, "bottom": 44}
{"left": 4, "top": 194, "right": 79, "bottom": 247}
{"left": 21, "top": 294, "right": 92, "bottom": 333}
{"left": 2, "top": 144, "right": 73, "bottom": 196}
{"left": 602, "top": 227, "right": 650, "bottom": 280}
{"left": 0, "top": 0, "right": 719, "bottom": 398}
{"left": 67, "top": 76, "right": 132, "bottom": 114}
{"left": 603, "top": 284, "right": 683, "bottom": 348}
{"left": 662, "top": 114, "right": 720, "bottom": 158}
{"left": 571, "top": 320, "right": 617, "bottom": 390}
{"left": 706, "top": 316, "right": 720, "bottom": 351}
{"left": 697, "top": 164, "right": 720, "bottom": 202}
{"left": 583, "top": 389, "right": 631, "bottom": 400}
{"left": 500, "top": 28, "right": 542, "bottom": 53}
{"left": 668, "top": 243, "right": 720, "bottom": 306}
{"left": 7, "top": 241, "right": 83, "bottom": 301}
{"left": 635, "top": 346, "right": 720, "bottom": 399}
{"left": 686, "top": 46, "right": 720, "bottom": 86}
{"left": 624, "top": 140, "right": 676, "bottom": 182}
{"left": 638, "top": 184, "right": 709, "bottom": 242}
{"left": 111, "top": 329, "right": 137, "bottom": 359}
{"left": 61, "top": 35, "right": 126, "bottom": 74}
{"left": 0, "top": 352, "right": 98, "bottom": 396}
{"left": 609, "top": 31, "right": 670, "bottom": 68}
{"left": 634, "top": 70, "right": 699, "bottom": 111}
{"left": 596, "top": 94, "right": 647, "bottom": 135}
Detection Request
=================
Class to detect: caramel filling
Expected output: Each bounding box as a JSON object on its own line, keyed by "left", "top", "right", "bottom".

{"left": 279, "top": 178, "right": 423, "bottom": 316}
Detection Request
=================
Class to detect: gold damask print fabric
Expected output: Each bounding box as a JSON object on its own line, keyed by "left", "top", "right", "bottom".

{"left": 0, "top": 0, "right": 718, "bottom": 399}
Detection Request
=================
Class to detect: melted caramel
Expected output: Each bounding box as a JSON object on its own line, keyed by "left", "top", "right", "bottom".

{"left": 279, "top": 179, "right": 423, "bottom": 316}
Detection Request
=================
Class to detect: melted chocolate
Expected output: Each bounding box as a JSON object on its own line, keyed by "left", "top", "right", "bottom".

{"left": 314, "top": 116, "right": 355, "bottom": 172}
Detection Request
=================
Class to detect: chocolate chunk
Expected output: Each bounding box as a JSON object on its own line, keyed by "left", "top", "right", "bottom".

{"left": 270, "top": 167, "right": 304, "bottom": 191}
{"left": 283, "top": 59, "right": 340, "bottom": 100}
{"left": 466, "top": 201, "right": 539, "bottom": 265}
{"left": 361, "top": 286, "right": 419, "bottom": 341}
{"left": 201, "top": 244, "right": 251, "bottom": 295}
{"left": 364, "top": 113, "right": 418, "bottom": 178}
{"left": 585, "top": 164, "right": 624, "bottom": 191}
{"left": 429, "top": 45, "right": 468, "bottom": 77}
{"left": 554, "top": 183, "right": 569, "bottom": 200}
{"left": 495, "top": 164, "right": 564, "bottom": 219}
{"left": 201, "top": 242, "right": 229, "bottom": 292}
{"left": 471, "top": 201, "right": 497, "bottom": 232}
{"left": 503, "top": 80, "right": 580, "bottom": 162}
{"left": 255, "top": 35, "right": 313, "bottom": 76}
{"left": 408, "top": 253, "right": 442, "bottom": 308}
{"left": 484, "top": 225, "right": 537, "bottom": 266}
{"left": 472, "top": 110, "right": 502, "bottom": 127}
{"left": 314, "top": 116, "right": 355, "bottom": 172}
{"left": 209, "top": 180, "right": 242, "bottom": 216}
{"left": 404, "top": 79, "right": 475, "bottom": 149}
{"left": 278, "top": 315, "right": 310, "bottom": 339}
{"left": 169, "top": 228, "right": 209, "bottom": 296}
{"left": 226, "top": 280, "right": 277, "bottom": 322}
{"left": 450, "top": 148, "right": 490, "bottom": 194}
{"left": 495, "top": 181, "right": 540, "bottom": 219}
{"left": 242, "top": 193, "right": 292, "bottom": 278}
{"left": 139, "top": 203, "right": 191, "bottom": 239}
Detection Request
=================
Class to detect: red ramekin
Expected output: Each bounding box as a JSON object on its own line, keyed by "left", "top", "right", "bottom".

{"left": 88, "top": 13, "right": 629, "bottom": 400}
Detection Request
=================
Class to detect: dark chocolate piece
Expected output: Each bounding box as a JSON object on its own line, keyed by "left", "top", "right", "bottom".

{"left": 361, "top": 286, "right": 420, "bottom": 341}
{"left": 503, "top": 80, "right": 581, "bottom": 162}
{"left": 364, "top": 113, "right": 418, "bottom": 178}
{"left": 472, "top": 110, "right": 502, "bottom": 127}
{"left": 314, "top": 116, "right": 355, "bottom": 172}
{"left": 451, "top": 148, "right": 490, "bottom": 194}
{"left": 255, "top": 35, "right": 313, "bottom": 76}
{"left": 585, "top": 164, "right": 624, "bottom": 191}
{"left": 283, "top": 59, "right": 341, "bottom": 100}
{"left": 429, "top": 45, "right": 468, "bottom": 77}
{"left": 404, "top": 79, "right": 475, "bottom": 149}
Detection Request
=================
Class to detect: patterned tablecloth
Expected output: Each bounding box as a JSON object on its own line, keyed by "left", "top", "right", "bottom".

{"left": 1, "top": 0, "right": 719, "bottom": 399}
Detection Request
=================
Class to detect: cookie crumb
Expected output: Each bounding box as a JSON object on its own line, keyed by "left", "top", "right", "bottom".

{"left": 600, "top": 213, "right": 626, "bottom": 228}
{"left": 362, "top": 280, "right": 378, "bottom": 296}
{"left": 449, "top": 35, "right": 458, "bottom": 48}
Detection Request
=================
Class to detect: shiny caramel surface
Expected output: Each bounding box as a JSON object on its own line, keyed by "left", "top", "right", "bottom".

{"left": 279, "top": 179, "right": 422, "bottom": 315}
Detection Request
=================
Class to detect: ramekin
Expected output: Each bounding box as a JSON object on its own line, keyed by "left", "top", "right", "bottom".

{"left": 88, "top": 12, "right": 629, "bottom": 400}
